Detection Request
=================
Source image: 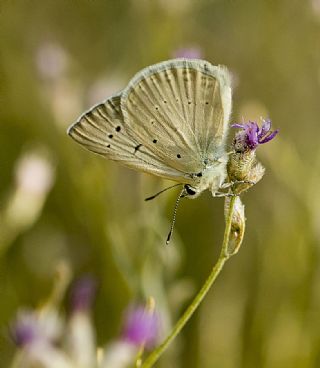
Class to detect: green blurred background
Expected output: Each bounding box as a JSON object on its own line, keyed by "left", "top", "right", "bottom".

{"left": 1, "top": 0, "right": 320, "bottom": 367}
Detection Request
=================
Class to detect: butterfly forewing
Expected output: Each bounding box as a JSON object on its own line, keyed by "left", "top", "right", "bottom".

{"left": 68, "top": 94, "right": 194, "bottom": 183}
{"left": 121, "top": 59, "right": 232, "bottom": 176}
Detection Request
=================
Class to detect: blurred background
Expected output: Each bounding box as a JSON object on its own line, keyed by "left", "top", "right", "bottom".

{"left": 1, "top": 0, "right": 320, "bottom": 367}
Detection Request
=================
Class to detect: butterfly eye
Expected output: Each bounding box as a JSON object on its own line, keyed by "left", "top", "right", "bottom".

{"left": 185, "top": 184, "right": 197, "bottom": 196}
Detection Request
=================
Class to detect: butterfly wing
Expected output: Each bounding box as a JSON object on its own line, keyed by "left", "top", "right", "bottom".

{"left": 68, "top": 94, "right": 193, "bottom": 182}
{"left": 68, "top": 59, "right": 232, "bottom": 185}
{"left": 121, "top": 59, "right": 232, "bottom": 176}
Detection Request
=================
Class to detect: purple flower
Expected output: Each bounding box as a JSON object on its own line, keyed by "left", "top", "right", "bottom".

{"left": 11, "top": 311, "right": 40, "bottom": 347}
{"left": 232, "top": 119, "right": 279, "bottom": 151}
{"left": 70, "top": 276, "right": 97, "bottom": 312}
{"left": 122, "top": 305, "right": 159, "bottom": 349}
{"left": 172, "top": 46, "right": 202, "bottom": 59}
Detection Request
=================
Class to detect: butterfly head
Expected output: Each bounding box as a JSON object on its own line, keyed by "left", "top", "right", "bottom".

{"left": 183, "top": 184, "right": 201, "bottom": 199}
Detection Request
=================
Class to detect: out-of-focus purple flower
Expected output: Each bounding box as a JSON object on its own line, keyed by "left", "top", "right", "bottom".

{"left": 11, "top": 308, "right": 63, "bottom": 349}
{"left": 232, "top": 119, "right": 279, "bottom": 151}
{"left": 36, "top": 42, "right": 68, "bottom": 80}
{"left": 11, "top": 311, "right": 40, "bottom": 347}
{"left": 11, "top": 311, "right": 72, "bottom": 367}
{"left": 172, "top": 46, "right": 202, "bottom": 59}
{"left": 122, "top": 305, "right": 159, "bottom": 349}
{"left": 70, "top": 276, "right": 97, "bottom": 312}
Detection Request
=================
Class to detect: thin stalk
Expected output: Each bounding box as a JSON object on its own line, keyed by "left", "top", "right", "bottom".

{"left": 134, "top": 345, "right": 144, "bottom": 368}
{"left": 141, "top": 196, "right": 237, "bottom": 368}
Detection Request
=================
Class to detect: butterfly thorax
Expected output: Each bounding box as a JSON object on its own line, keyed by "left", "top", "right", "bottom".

{"left": 185, "top": 156, "right": 227, "bottom": 199}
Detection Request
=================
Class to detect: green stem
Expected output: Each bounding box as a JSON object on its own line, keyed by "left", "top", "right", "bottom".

{"left": 141, "top": 196, "right": 237, "bottom": 368}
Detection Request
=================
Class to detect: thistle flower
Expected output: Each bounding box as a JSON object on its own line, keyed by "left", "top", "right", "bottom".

{"left": 122, "top": 300, "right": 159, "bottom": 349}
{"left": 67, "top": 276, "right": 97, "bottom": 367}
{"left": 11, "top": 308, "right": 63, "bottom": 347}
{"left": 227, "top": 119, "right": 278, "bottom": 194}
{"left": 232, "top": 119, "right": 279, "bottom": 152}
{"left": 11, "top": 309, "right": 71, "bottom": 368}
{"left": 10, "top": 264, "right": 72, "bottom": 368}
{"left": 101, "top": 299, "right": 160, "bottom": 368}
{"left": 11, "top": 311, "right": 41, "bottom": 347}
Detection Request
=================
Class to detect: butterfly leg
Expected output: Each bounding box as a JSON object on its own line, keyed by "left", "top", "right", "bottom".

{"left": 212, "top": 191, "right": 237, "bottom": 198}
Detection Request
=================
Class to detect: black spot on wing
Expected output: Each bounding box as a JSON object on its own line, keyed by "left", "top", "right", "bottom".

{"left": 134, "top": 144, "right": 143, "bottom": 153}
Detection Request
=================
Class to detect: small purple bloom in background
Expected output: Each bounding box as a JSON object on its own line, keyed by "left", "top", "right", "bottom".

{"left": 172, "top": 46, "right": 202, "bottom": 59}
{"left": 122, "top": 303, "right": 159, "bottom": 349}
{"left": 232, "top": 119, "right": 279, "bottom": 152}
{"left": 70, "top": 276, "right": 97, "bottom": 312}
{"left": 11, "top": 311, "right": 40, "bottom": 347}
{"left": 36, "top": 42, "right": 68, "bottom": 80}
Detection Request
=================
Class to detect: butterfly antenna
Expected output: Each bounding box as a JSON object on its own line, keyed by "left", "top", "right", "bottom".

{"left": 145, "top": 183, "right": 182, "bottom": 201}
{"left": 166, "top": 187, "right": 185, "bottom": 245}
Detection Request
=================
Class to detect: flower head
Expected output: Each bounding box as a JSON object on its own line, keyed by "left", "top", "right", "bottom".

{"left": 232, "top": 119, "right": 279, "bottom": 152}
{"left": 11, "top": 311, "right": 40, "bottom": 347}
{"left": 122, "top": 302, "right": 159, "bottom": 349}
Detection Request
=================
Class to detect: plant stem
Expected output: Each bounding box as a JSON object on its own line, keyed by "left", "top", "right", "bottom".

{"left": 141, "top": 196, "right": 237, "bottom": 368}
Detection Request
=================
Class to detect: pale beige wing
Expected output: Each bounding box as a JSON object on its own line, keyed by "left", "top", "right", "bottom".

{"left": 121, "top": 58, "right": 232, "bottom": 175}
{"left": 67, "top": 94, "right": 193, "bottom": 182}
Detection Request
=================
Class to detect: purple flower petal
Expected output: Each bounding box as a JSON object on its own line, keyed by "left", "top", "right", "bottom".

{"left": 11, "top": 311, "right": 39, "bottom": 347}
{"left": 231, "top": 123, "right": 246, "bottom": 129}
{"left": 245, "top": 122, "right": 260, "bottom": 149}
{"left": 258, "top": 129, "right": 279, "bottom": 144}
{"left": 122, "top": 305, "right": 159, "bottom": 349}
{"left": 259, "top": 119, "right": 271, "bottom": 137}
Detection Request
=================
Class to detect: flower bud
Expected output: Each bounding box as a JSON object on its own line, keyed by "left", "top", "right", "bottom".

{"left": 224, "top": 197, "right": 246, "bottom": 255}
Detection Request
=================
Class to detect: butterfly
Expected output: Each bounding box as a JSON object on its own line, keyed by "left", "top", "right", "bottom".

{"left": 68, "top": 59, "right": 232, "bottom": 242}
